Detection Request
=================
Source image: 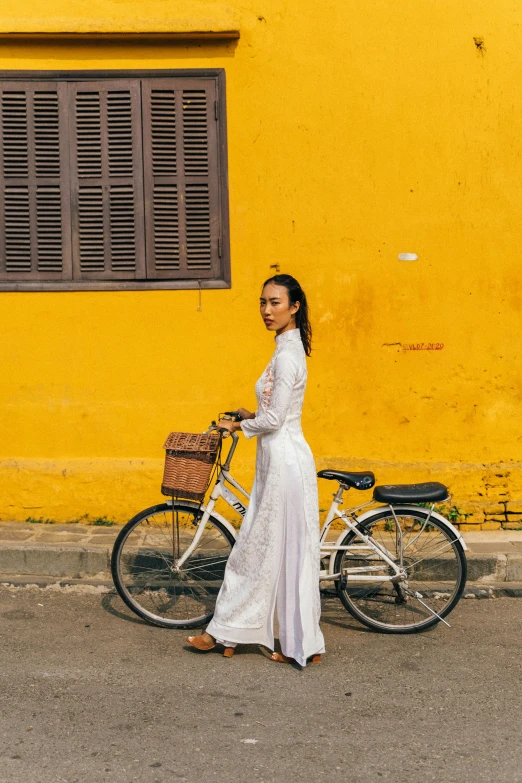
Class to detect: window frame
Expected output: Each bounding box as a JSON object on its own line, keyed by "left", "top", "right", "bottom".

{"left": 0, "top": 69, "right": 230, "bottom": 291}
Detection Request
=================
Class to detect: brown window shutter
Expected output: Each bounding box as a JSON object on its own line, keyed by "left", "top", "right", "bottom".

{"left": 68, "top": 81, "right": 145, "bottom": 280}
{"left": 0, "top": 82, "right": 72, "bottom": 281}
{"left": 142, "top": 78, "right": 221, "bottom": 280}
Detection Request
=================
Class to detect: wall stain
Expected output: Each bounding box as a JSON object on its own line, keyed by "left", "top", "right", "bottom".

{"left": 473, "top": 37, "right": 486, "bottom": 55}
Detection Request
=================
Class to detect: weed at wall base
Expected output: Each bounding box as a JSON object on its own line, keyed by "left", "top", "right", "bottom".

{"left": 25, "top": 515, "right": 116, "bottom": 527}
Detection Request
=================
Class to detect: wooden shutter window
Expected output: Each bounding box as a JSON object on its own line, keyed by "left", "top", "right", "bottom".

{"left": 183, "top": 90, "right": 212, "bottom": 270}
{"left": 147, "top": 90, "right": 180, "bottom": 272}
{"left": 36, "top": 185, "right": 63, "bottom": 273}
{"left": 76, "top": 92, "right": 102, "bottom": 178}
{"left": 70, "top": 81, "right": 145, "bottom": 280}
{"left": 183, "top": 90, "right": 209, "bottom": 176}
{"left": 151, "top": 90, "right": 177, "bottom": 177}
{"left": 152, "top": 183, "right": 180, "bottom": 271}
{"left": 142, "top": 79, "right": 220, "bottom": 280}
{"left": 0, "top": 71, "right": 229, "bottom": 289}
{"left": 0, "top": 83, "right": 71, "bottom": 281}
{"left": 34, "top": 93, "right": 65, "bottom": 274}
{"left": 107, "top": 91, "right": 134, "bottom": 177}
{"left": 185, "top": 183, "right": 211, "bottom": 269}
{"left": 5, "top": 184, "right": 30, "bottom": 273}
{"left": 2, "top": 92, "right": 28, "bottom": 178}
{"left": 34, "top": 92, "right": 62, "bottom": 178}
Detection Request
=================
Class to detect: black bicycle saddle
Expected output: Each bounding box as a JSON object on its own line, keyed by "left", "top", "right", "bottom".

{"left": 373, "top": 482, "right": 449, "bottom": 504}
{"left": 317, "top": 470, "right": 375, "bottom": 490}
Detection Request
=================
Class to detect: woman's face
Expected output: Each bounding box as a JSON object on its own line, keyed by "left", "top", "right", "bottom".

{"left": 260, "top": 283, "right": 299, "bottom": 333}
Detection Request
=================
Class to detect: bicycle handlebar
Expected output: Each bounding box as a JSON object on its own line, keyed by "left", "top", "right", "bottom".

{"left": 223, "top": 410, "right": 242, "bottom": 422}
{"left": 204, "top": 410, "right": 242, "bottom": 438}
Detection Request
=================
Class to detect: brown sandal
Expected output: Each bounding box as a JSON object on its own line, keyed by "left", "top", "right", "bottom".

{"left": 186, "top": 634, "right": 215, "bottom": 651}
{"left": 186, "top": 634, "right": 235, "bottom": 657}
{"left": 270, "top": 652, "right": 322, "bottom": 664}
{"left": 270, "top": 651, "right": 293, "bottom": 663}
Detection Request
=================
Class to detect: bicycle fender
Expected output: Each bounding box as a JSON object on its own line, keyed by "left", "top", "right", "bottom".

{"left": 165, "top": 499, "right": 238, "bottom": 541}
{"left": 355, "top": 504, "right": 467, "bottom": 550}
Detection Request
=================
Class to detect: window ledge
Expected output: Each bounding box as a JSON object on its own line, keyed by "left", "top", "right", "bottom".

{"left": 0, "top": 279, "right": 231, "bottom": 292}
{"left": 0, "top": 30, "right": 240, "bottom": 42}
{"left": 0, "top": 9, "right": 240, "bottom": 40}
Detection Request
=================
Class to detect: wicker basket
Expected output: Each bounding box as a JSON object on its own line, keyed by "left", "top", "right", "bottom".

{"left": 161, "top": 431, "right": 220, "bottom": 501}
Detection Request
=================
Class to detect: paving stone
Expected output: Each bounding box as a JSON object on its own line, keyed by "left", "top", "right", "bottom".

{"left": 84, "top": 536, "right": 117, "bottom": 545}
{"left": 35, "top": 533, "right": 92, "bottom": 544}
{"left": 0, "top": 530, "right": 35, "bottom": 542}
{"left": 466, "top": 542, "right": 516, "bottom": 553}
{"left": 88, "top": 528, "right": 119, "bottom": 538}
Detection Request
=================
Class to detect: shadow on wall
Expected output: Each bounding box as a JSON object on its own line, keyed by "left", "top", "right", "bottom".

{"left": 0, "top": 38, "right": 239, "bottom": 62}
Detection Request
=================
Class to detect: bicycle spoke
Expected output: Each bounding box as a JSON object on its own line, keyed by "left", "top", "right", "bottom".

{"left": 113, "top": 504, "right": 234, "bottom": 627}
{"left": 336, "top": 510, "right": 465, "bottom": 632}
{"left": 182, "top": 558, "right": 230, "bottom": 573}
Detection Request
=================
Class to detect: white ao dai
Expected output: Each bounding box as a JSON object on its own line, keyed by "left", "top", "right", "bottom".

{"left": 206, "top": 328, "right": 325, "bottom": 666}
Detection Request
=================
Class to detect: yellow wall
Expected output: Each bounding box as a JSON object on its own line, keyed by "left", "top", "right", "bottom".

{"left": 1, "top": 0, "right": 522, "bottom": 528}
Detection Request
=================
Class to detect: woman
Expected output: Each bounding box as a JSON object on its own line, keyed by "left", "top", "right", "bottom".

{"left": 187, "top": 274, "right": 325, "bottom": 666}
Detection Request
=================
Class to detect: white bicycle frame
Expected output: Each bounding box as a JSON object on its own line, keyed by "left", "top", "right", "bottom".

{"left": 168, "top": 431, "right": 466, "bottom": 584}
{"left": 168, "top": 431, "right": 249, "bottom": 569}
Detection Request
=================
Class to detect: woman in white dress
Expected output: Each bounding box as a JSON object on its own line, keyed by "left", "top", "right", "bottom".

{"left": 187, "top": 274, "right": 325, "bottom": 666}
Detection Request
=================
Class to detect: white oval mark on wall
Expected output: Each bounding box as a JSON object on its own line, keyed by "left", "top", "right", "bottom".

{"left": 398, "top": 252, "right": 418, "bottom": 261}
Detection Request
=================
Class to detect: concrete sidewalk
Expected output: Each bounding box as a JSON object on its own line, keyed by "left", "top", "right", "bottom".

{"left": 0, "top": 520, "right": 521, "bottom": 593}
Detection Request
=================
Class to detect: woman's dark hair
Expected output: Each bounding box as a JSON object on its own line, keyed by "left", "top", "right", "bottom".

{"left": 262, "top": 273, "right": 312, "bottom": 356}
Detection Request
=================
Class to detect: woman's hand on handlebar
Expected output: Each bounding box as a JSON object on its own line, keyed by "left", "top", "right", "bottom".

{"left": 216, "top": 408, "right": 254, "bottom": 433}
{"left": 218, "top": 418, "right": 242, "bottom": 434}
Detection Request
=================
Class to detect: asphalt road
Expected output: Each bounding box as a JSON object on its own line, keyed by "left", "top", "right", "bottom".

{"left": 0, "top": 586, "right": 521, "bottom": 783}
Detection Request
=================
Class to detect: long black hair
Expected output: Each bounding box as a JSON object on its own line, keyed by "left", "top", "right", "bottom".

{"left": 262, "top": 274, "right": 312, "bottom": 356}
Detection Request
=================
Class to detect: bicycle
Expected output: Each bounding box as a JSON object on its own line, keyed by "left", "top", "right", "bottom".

{"left": 111, "top": 414, "right": 468, "bottom": 634}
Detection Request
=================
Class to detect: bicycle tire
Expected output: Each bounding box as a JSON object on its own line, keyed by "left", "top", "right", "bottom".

{"left": 111, "top": 501, "right": 236, "bottom": 629}
{"left": 334, "top": 507, "right": 467, "bottom": 634}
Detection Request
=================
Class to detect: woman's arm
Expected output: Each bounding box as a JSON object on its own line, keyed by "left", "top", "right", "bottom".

{"left": 239, "top": 350, "right": 299, "bottom": 439}
{"left": 237, "top": 408, "right": 255, "bottom": 420}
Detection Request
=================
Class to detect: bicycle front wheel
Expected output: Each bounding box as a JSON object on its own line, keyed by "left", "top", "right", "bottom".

{"left": 334, "top": 508, "right": 466, "bottom": 633}
{"left": 111, "top": 502, "right": 235, "bottom": 629}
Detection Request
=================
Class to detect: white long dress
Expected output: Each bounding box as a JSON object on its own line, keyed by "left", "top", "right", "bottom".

{"left": 206, "top": 328, "right": 325, "bottom": 666}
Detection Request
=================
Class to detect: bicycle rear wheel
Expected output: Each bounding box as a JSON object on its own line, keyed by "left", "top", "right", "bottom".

{"left": 111, "top": 502, "right": 235, "bottom": 629}
{"left": 334, "top": 508, "right": 466, "bottom": 633}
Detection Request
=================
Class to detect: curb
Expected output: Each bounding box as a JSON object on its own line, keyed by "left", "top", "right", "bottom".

{"left": 0, "top": 545, "right": 521, "bottom": 590}
{"left": 1, "top": 577, "right": 522, "bottom": 599}
{"left": 0, "top": 545, "right": 110, "bottom": 580}
{"left": 466, "top": 552, "right": 522, "bottom": 582}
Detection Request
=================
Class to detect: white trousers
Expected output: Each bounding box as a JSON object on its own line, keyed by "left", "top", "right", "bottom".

{"left": 208, "top": 439, "right": 325, "bottom": 666}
